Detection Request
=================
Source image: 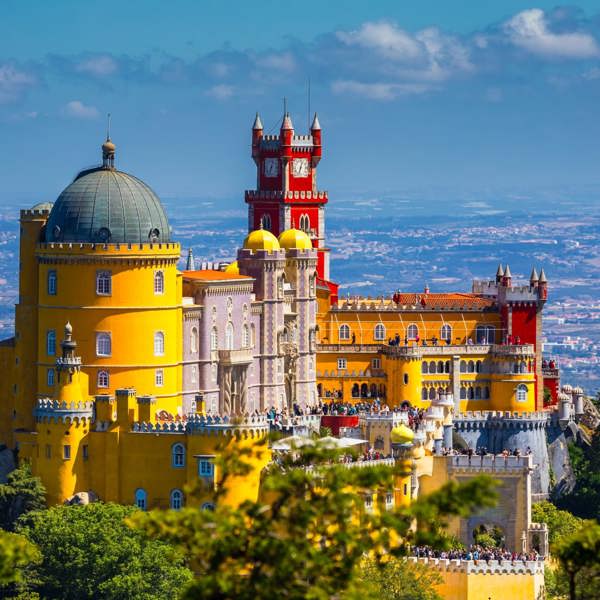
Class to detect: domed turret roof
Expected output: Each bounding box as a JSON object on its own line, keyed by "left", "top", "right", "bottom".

{"left": 390, "top": 424, "right": 414, "bottom": 445}
{"left": 278, "top": 228, "right": 312, "bottom": 250}
{"left": 243, "top": 228, "right": 280, "bottom": 252}
{"left": 224, "top": 260, "right": 240, "bottom": 275}
{"left": 44, "top": 138, "right": 170, "bottom": 244}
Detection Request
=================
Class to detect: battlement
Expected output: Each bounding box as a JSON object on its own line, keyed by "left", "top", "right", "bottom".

{"left": 245, "top": 190, "right": 328, "bottom": 203}
{"left": 447, "top": 453, "right": 533, "bottom": 472}
{"left": 36, "top": 241, "right": 181, "bottom": 258}
{"left": 34, "top": 399, "right": 94, "bottom": 423}
{"left": 456, "top": 410, "right": 549, "bottom": 421}
{"left": 20, "top": 208, "right": 51, "bottom": 219}
{"left": 381, "top": 343, "right": 535, "bottom": 359}
{"left": 406, "top": 556, "right": 544, "bottom": 575}
{"left": 359, "top": 412, "right": 409, "bottom": 425}
{"left": 131, "top": 414, "right": 269, "bottom": 437}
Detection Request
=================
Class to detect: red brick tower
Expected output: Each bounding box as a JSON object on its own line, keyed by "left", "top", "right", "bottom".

{"left": 246, "top": 112, "right": 330, "bottom": 280}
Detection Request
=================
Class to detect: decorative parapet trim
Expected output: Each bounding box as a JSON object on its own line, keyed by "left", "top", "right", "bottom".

{"left": 34, "top": 398, "right": 94, "bottom": 423}
{"left": 131, "top": 414, "right": 269, "bottom": 438}
{"left": 406, "top": 556, "right": 544, "bottom": 575}
{"left": 447, "top": 453, "right": 533, "bottom": 472}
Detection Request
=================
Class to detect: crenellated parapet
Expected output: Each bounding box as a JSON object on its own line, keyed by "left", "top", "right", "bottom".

{"left": 447, "top": 453, "right": 534, "bottom": 473}
{"left": 406, "top": 556, "right": 544, "bottom": 575}
{"left": 34, "top": 398, "right": 94, "bottom": 424}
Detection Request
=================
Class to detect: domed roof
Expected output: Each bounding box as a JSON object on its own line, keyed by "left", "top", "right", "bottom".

{"left": 44, "top": 139, "right": 170, "bottom": 244}
{"left": 31, "top": 202, "right": 54, "bottom": 211}
{"left": 390, "top": 424, "right": 414, "bottom": 445}
{"left": 243, "top": 228, "right": 280, "bottom": 252}
{"left": 224, "top": 260, "right": 240, "bottom": 275}
{"left": 278, "top": 228, "right": 312, "bottom": 250}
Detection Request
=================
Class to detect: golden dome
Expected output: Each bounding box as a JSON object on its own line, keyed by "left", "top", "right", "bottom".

{"left": 102, "top": 138, "right": 116, "bottom": 154}
{"left": 278, "top": 228, "right": 312, "bottom": 250}
{"left": 243, "top": 228, "right": 280, "bottom": 252}
{"left": 390, "top": 424, "right": 414, "bottom": 445}
{"left": 224, "top": 260, "right": 240, "bottom": 275}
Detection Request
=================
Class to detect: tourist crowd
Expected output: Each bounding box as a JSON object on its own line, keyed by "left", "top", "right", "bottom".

{"left": 412, "top": 545, "right": 542, "bottom": 562}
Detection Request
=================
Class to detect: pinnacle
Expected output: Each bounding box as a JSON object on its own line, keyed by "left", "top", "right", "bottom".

{"left": 530, "top": 267, "right": 539, "bottom": 282}
{"left": 281, "top": 112, "right": 294, "bottom": 130}
{"left": 504, "top": 264, "right": 512, "bottom": 278}
{"left": 539, "top": 268, "right": 547, "bottom": 283}
{"left": 311, "top": 112, "right": 321, "bottom": 131}
{"left": 252, "top": 112, "right": 263, "bottom": 130}
{"left": 496, "top": 263, "right": 504, "bottom": 277}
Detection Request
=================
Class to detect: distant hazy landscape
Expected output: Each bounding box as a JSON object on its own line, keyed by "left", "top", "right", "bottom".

{"left": 1, "top": 187, "right": 599, "bottom": 395}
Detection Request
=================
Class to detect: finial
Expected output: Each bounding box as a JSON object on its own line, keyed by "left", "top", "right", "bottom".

{"left": 102, "top": 114, "right": 116, "bottom": 169}
{"left": 65, "top": 321, "right": 73, "bottom": 339}
{"left": 106, "top": 112, "right": 111, "bottom": 141}
{"left": 281, "top": 111, "right": 293, "bottom": 130}
{"left": 496, "top": 263, "right": 504, "bottom": 278}
{"left": 252, "top": 112, "right": 263, "bottom": 130}
{"left": 311, "top": 112, "right": 321, "bottom": 131}
{"left": 259, "top": 220, "right": 264, "bottom": 230}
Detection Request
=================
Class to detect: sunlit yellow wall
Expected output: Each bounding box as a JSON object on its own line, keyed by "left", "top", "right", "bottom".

{"left": 36, "top": 243, "right": 183, "bottom": 415}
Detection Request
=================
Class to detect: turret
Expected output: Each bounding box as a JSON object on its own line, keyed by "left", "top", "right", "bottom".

{"left": 311, "top": 113, "right": 322, "bottom": 164}
{"left": 186, "top": 247, "right": 195, "bottom": 271}
{"left": 538, "top": 268, "right": 548, "bottom": 300}
{"left": 530, "top": 267, "right": 539, "bottom": 288}
{"left": 502, "top": 264, "right": 512, "bottom": 287}
{"left": 496, "top": 263, "right": 504, "bottom": 283}
{"left": 280, "top": 112, "right": 294, "bottom": 160}
{"left": 251, "top": 112, "right": 263, "bottom": 161}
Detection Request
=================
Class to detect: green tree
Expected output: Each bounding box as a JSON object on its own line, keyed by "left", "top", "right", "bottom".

{"left": 135, "top": 440, "right": 497, "bottom": 600}
{"left": 0, "top": 531, "right": 40, "bottom": 587}
{"left": 16, "top": 502, "right": 192, "bottom": 600}
{"left": 346, "top": 557, "right": 442, "bottom": 600}
{"left": 532, "top": 501, "right": 584, "bottom": 546}
{"left": 555, "top": 522, "right": 600, "bottom": 600}
{"left": 0, "top": 462, "right": 46, "bottom": 531}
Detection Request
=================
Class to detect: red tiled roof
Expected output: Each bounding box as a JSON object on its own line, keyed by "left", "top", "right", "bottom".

{"left": 392, "top": 292, "right": 494, "bottom": 309}
{"left": 182, "top": 270, "right": 252, "bottom": 281}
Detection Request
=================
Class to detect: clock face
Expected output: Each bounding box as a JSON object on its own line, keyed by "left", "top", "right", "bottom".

{"left": 264, "top": 158, "right": 279, "bottom": 178}
{"left": 292, "top": 158, "right": 310, "bottom": 178}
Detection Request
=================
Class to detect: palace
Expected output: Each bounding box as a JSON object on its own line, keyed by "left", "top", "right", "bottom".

{"left": 0, "top": 111, "right": 578, "bottom": 599}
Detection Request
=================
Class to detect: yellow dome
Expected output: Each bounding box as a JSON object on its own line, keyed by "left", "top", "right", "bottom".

{"left": 224, "top": 260, "right": 239, "bottom": 275}
{"left": 390, "top": 424, "right": 414, "bottom": 445}
{"left": 278, "top": 228, "right": 313, "bottom": 250}
{"left": 243, "top": 228, "right": 280, "bottom": 252}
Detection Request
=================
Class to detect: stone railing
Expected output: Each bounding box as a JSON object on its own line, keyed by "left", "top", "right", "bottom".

{"left": 131, "top": 414, "right": 269, "bottom": 436}
{"left": 447, "top": 454, "right": 533, "bottom": 471}
{"left": 218, "top": 349, "right": 253, "bottom": 365}
{"left": 306, "top": 457, "right": 395, "bottom": 473}
{"left": 317, "top": 343, "right": 382, "bottom": 353}
{"left": 406, "top": 556, "right": 544, "bottom": 574}
{"left": 382, "top": 343, "right": 535, "bottom": 358}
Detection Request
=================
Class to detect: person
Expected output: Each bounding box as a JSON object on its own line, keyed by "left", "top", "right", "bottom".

{"left": 395, "top": 333, "right": 401, "bottom": 345}
{"left": 351, "top": 332, "right": 356, "bottom": 344}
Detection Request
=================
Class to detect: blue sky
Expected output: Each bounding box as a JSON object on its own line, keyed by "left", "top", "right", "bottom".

{"left": 3, "top": 1, "right": 600, "bottom": 204}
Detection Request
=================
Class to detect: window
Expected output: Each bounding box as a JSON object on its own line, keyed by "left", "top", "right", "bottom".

{"left": 475, "top": 386, "right": 482, "bottom": 399}
{"left": 374, "top": 323, "right": 386, "bottom": 341}
{"left": 172, "top": 443, "right": 185, "bottom": 468}
{"left": 372, "top": 358, "right": 381, "bottom": 369}
{"left": 47, "top": 368, "right": 55, "bottom": 387}
{"left": 191, "top": 365, "right": 197, "bottom": 383}
{"left": 170, "top": 489, "right": 183, "bottom": 510}
{"left": 476, "top": 325, "right": 495, "bottom": 344}
{"left": 516, "top": 384, "right": 528, "bottom": 402}
{"left": 46, "top": 330, "right": 56, "bottom": 356}
{"left": 483, "top": 386, "right": 490, "bottom": 400}
{"left": 199, "top": 459, "right": 214, "bottom": 480}
{"left": 337, "top": 358, "right": 347, "bottom": 370}
{"left": 97, "top": 370, "right": 109, "bottom": 388}
{"left": 225, "top": 322, "right": 234, "bottom": 350}
{"left": 467, "top": 360, "right": 475, "bottom": 373}
{"left": 63, "top": 445, "right": 71, "bottom": 460}
{"left": 154, "top": 270, "right": 164, "bottom": 295}
{"left": 422, "top": 387, "right": 428, "bottom": 400}
{"left": 407, "top": 324, "right": 418, "bottom": 340}
{"left": 460, "top": 388, "right": 466, "bottom": 400}
{"left": 211, "top": 327, "right": 218, "bottom": 351}
{"left": 135, "top": 488, "right": 147, "bottom": 510}
{"left": 190, "top": 327, "right": 198, "bottom": 353}
{"left": 339, "top": 324, "right": 350, "bottom": 341}
{"left": 83, "top": 445, "right": 89, "bottom": 460}
{"left": 154, "top": 331, "right": 165, "bottom": 356}
{"left": 47, "top": 270, "right": 57, "bottom": 295}
{"left": 309, "top": 275, "right": 316, "bottom": 296}
{"left": 242, "top": 325, "right": 250, "bottom": 348}
{"left": 96, "top": 332, "right": 111, "bottom": 357}
{"left": 96, "top": 270, "right": 112, "bottom": 295}
{"left": 460, "top": 360, "right": 466, "bottom": 373}
{"left": 261, "top": 214, "right": 272, "bottom": 231}
{"left": 201, "top": 502, "right": 215, "bottom": 511}
{"left": 403, "top": 374, "right": 409, "bottom": 385}
{"left": 422, "top": 362, "right": 428, "bottom": 374}
{"left": 45, "top": 444, "right": 51, "bottom": 459}
{"left": 250, "top": 324, "right": 256, "bottom": 348}
{"left": 429, "top": 361, "right": 436, "bottom": 374}
{"left": 299, "top": 213, "right": 310, "bottom": 233}
{"left": 365, "top": 494, "right": 373, "bottom": 508}
{"left": 440, "top": 324, "right": 452, "bottom": 343}
{"left": 155, "top": 369, "right": 164, "bottom": 387}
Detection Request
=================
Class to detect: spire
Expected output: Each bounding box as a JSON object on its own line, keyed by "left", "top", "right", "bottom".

{"left": 281, "top": 112, "right": 294, "bottom": 130}
{"left": 539, "top": 268, "right": 547, "bottom": 283}
{"left": 101, "top": 113, "right": 116, "bottom": 169}
{"left": 60, "top": 322, "right": 77, "bottom": 363}
{"left": 311, "top": 112, "right": 321, "bottom": 131}
{"left": 496, "top": 263, "right": 504, "bottom": 278}
{"left": 252, "top": 112, "right": 263, "bottom": 130}
{"left": 530, "top": 267, "right": 539, "bottom": 283}
{"left": 186, "top": 248, "right": 195, "bottom": 271}
{"left": 504, "top": 264, "right": 512, "bottom": 278}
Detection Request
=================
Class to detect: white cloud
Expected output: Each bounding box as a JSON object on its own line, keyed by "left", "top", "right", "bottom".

{"left": 255, "top": 52, "right": 296, "bottom": 72}
{"left": 331, "top": 79, "right": 430, "bottom": 100}
{"left": 504, "top": 9, "right": 600, "bottom": 59}
{"left": 205, "top": 84, "right": 234, "bottom": 100}
{"left": 0, "top": 64, "right": 35, "bottom": 103}
{"left": 64, "top": 100, "right": 99, "bottom": 119}
{"left": 76, "top": 55, "right": 118, "bottom": 76}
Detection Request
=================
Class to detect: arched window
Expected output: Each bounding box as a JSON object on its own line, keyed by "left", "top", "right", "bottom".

{"left": 154, "top": 270, "right": 164, "bottom": 295}
{"left": 225, "top": 322, "right": 234, "bottom": 350}
{"left": 476, "top": 325, "right": 495, "bottom": 344}
{"left": 309, "top": 274, "right": 316, "bottom": 296}
{"left": 97, "top": 370, "right": 109, "bottom": 388}
{"left": 191, "top": 365, "right": 197, "bottom": 383}
{"left": 483, "top": 386, "right": 490, "bottom": 399}
{"left": 516, "top": 384, "right": 528, "bottom": 402}
{"left": 250, "top": 324, "right": 256, "bottom": 348}
{"left": 468, "top": 387, "right": 475, "bottom": 400}
{"left": 96, "top": 270, "right": 112, "bottom": 295}
{"left": 475, "top": 360, "right": 482, "bottom": 373}
{"left": 437, "top": 361, "right": 444, "bottom": 373}
{"left": 299, "top": 214, "right": 310, "bottom": 233}
{"left": 428, "top": 387, "right": 436, "bottom": 400}
{"left": 467, "top": 360, "right": 475, "bottom": 373}
{"left": 407, "top": 324, "right": 418, "bottom": 340}
{"left": 47, "top": 270, "right": 57, "bottom": 295}
{"left": 422, "top": 362, "right": 428, "bottom": 374}
{"left": 211, "top": 327, "right": 218, "bottom": 351}
{"left": 403, "top": 373, "right": 409, "bottom": 385}
{"left": 242, "top": 325, "right": 250, "bottom": 349}
{"left": 190, "top": 327, "right": 198, "bottom": 353}
{"left": 170, "top": 489, "right": 183, "bottom": 510}
{"left": 475, "top": 386, "right": 482, "bottom": 399}
{"left": 421, "top": 387, "right": 428, "bottom": 400}
{"left": 445, "top": 360, "right": 451, "bottom": 373}
{"left": 201, "top": 502, "right": 215, "bottom": 511}
{"left": 46, "top": 330, "right": 56, "bottom": 356}
{"left": 374, "top": 323, "right": 386, "bottom": 341}
{"left": 520, "top": 362, "right": 527, "bottom": 374}
{"left": 429, "top": 361, "right": 436, "bottom": 374}
{"left": 339, "top": 324, "right": 351, "bottom": 341}
{"left": 172, "top": 443, "right": 185, "bottom": 468}
{"left": 440, "top": 324, "right": 452, "bottom": 343}
{"left": 261, "top": 214, "right": 271, "bottom": 231}
{"left": 154, "top": 331, "right": 165, "bottom": 356}
{"left": 135, "top": 488, "right": 147, "bottom": 510}
{"left": 96, "top": 332, "right": 111, "bottom": 357}
{"left": 460, "top": 387, "right": 467, "bottom": 400}
{"left": 47, "top": 368, "right": 55, "bottom": 386}
{"left": 460, "top": 360, "right": 466, "bottom": 373}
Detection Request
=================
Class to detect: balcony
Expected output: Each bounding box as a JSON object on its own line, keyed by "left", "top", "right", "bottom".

{"left": 218, "top": 349, "right": 253, "bottom": 366}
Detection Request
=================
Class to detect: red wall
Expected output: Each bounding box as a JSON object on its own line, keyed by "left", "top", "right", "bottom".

{"left": 321, "top": 415, "right": 359, "bottom": 435}
{"left": 511, "top": 305, "right": 538, "bottom": 346}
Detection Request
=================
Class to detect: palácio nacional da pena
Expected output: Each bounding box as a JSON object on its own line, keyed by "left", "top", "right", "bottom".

{"left": 0, "top": 111, "right": 587, "bottom": 600}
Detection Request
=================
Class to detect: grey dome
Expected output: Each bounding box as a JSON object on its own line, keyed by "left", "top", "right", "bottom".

{"left": 45, "top": 167, "right": 170, "bottom": 244}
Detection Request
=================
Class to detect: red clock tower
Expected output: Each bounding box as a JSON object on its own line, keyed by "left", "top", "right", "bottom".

{"left": 246, "top": 111, "right": 331, "bottom": 280}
